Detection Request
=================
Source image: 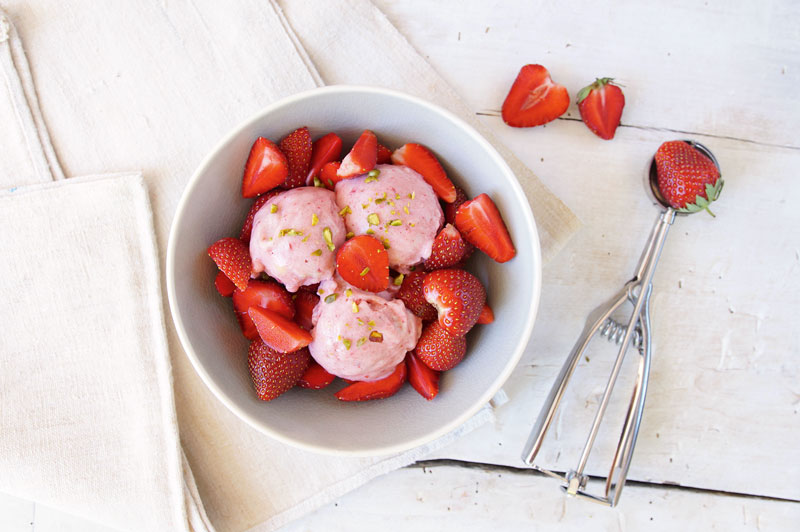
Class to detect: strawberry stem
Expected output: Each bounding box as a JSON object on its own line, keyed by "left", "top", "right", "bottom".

{"left": 704, "top": 205, "right": 716, "bottom": 217}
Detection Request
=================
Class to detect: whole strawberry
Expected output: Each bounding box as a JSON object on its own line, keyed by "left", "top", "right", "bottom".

{"left": 577, "top": 77, "right": 625, "bottom": 140}
{"left": 655, "top": 141, "right": 723, "bottom": 216}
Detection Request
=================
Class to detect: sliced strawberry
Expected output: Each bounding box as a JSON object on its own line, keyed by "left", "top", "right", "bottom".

{"left": 406, "top": 352, "right": 440, "bottom": 400}
{"left": 233, "top": 280, "right": 295, "bottom": 340}
{"left": 248, "top": 340, "right": 310, "bottom": 401}
{"left": 335, "top": 361, "right": 407, "bottom": 401}
{"left": 337, "top": 130, "right": 377, "bottom": 179}
{"left": 279, "top": 127, "right": 312, "bottom": 188}
{"left": 241, "top": 137, "right": 289, "bottom": 198}
{"left": 424, "top": 224, "right": 470, "bottom": 270}
{"left": 423, "top": 268, "right": 486, "bottom": 336}
{"left": 397, "top": 271, "right": 437, "bottom": 321}
{"left": 320, "top": 161, "right": 341, "bottom": 189}
{"left": 293, "top": 289, "right": 319, "bottom": 330}
{"left": 501, "top": 64, "right": 570, "bottom": 128}
{"left": 577, "top": 78, "right": 625, "bottom": 140}
{"left": 207, "top": 237, "right": 251, "bottom": 291}
{"left": 214, "top": 271, "right": 236, "bottom": 297}
{"left": 443, "top": 187, "right": 469, "bottom": 225}
{"left": 376, "top": 143, "right": 393, "bottom": 164}
{"left": 298, "top": 360, "right": 336, "bottom": 389}
{"left": 455, "top": 193, "right": 516, "bottom": 263}
{"left": 414, "top": 321, "right": 467, "bottom": 371}
{"left": 477, "top": 302, "right": 494, "bottom": 324}
{"left": 335, "top": 234, "right": 390, "bottom": 293}
{"left": 239, "top": 189, "right": 282, "bottom": 243}
{"left": 249, "top": 307, "right": 312, "bottom": 354}
{"left": 391, "top": 143, "right": 456, "bottom": 203}
{"left": 306, "top": 132, "right": 343, "bottom": 185}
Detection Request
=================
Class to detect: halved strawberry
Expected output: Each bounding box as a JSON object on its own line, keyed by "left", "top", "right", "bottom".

{"left": 207, "top": 237, "right": 251, "bottom": 291}
{"left": 233, "top": 280, "right": 295, "bottom": 340}
{"left": 249, "top": 307, "right": 312, "bottom": 353}
{"left": 376, "top": 143, "right": 393, "bottom": 164}
{"left": 406, "top": 352, "right": 440, "bottom": 400}
{"left": 390, "top": 143, "right": 456, "bottom": 203}
{"left": 241, "top": 137, "right": 289, "bottom": 198}
{"left": 293, "top": 289, "right": 319, "bottom": 330}
{"left": 477, "top": 302, "right": 494, "bottom": 324}
{"left": 501, "top": 64, "right": 570, "bottom": 128}
{"left": 423, "top": 269, "right": 486, "bottom": 336}
{"left": 335, "top": 235, "right": 390, "bottom": 293}
{"left": 443, "top": 187, "right": 469, "bottom": 225}
{"left": 414, "top": 321, "right": 467, "bottom": 371}
{"left": 298, "top": 360, "right": 336, "bottom": 389}
{"left": 337, "top": 130, "right": 377, "bottom": 179}
{"left": 239, "top": 189, "right": 282, "bottom": 243}
{"left": 320, "top": 161, "right": 341, "bottom": 189}
{"left": 397, "top": 271, "right": 437, "bottom": 321}
{"left": 424, "top": 224, "right": 470, "bottom": 270}
{"left": 248, "top": 340, "right": 310, "bottom": 401}
{"left": 214, "top": 271, "right": 236, "bottom": 297}
{"left": 306, "top": 132, "right": 343, "bottom": 185}
{"left": 577, "top": 78, "right": 625, "bottom": 140}
{"left": 279, "top": 127, "right": 312, "bottom": 188}
{"left": 455, "top": 194, "right": 516, "bottom": 263}
{"left": 335, "top": 361, "right": 407, "bottom": 401}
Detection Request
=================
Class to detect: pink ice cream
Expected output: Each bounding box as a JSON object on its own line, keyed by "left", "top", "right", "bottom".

{"left": 309, "top": 277, "right": 422, "bottom": 381}
{"left": 335, "top": 164, "right": 443, "bottom": 273}
{"left": 250, "top": 187, "right": 346, "bottom": 292}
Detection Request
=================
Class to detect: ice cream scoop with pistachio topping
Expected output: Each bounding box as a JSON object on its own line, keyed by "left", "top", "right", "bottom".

{"left": 309, "top": 277, "right": 422, "bottom": 381}
{"left": 335, "top": 164, "right": 444, "bottom": 273}
{"left": 250, "top": 187, "right": 346, "bottom": 292}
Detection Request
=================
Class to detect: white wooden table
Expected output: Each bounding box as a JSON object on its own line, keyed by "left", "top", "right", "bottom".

{"left": 2, "top": 0, "right": 799, "bottom": 530}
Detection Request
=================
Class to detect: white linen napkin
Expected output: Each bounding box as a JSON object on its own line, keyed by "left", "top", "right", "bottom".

{"left": 0, "top": 2, "right": 580, "bottom": 531}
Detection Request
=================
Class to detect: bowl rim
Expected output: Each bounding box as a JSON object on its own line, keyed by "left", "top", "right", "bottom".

{"left": 166, "top": 84, "right": 542, "bottom": 456}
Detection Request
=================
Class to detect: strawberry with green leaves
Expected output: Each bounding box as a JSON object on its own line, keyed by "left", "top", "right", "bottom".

{"left": 655, "top": 140, "right": 723, "bottom": 216}
{"left": 577, "top": 78, "right": 625, "bottom": 140}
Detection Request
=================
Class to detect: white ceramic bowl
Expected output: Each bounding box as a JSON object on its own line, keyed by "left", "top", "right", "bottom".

{"left": 167, "top": 86, "right": 541, "bottom": 456}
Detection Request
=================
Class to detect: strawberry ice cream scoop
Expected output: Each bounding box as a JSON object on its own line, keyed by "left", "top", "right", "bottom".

{"left": 309, "top": 278, "right": 422, "bottom": 382}
{"left": 250, "top": 187, "right": 346, "bottom": 292}
{"left": 335, "top": 164, "right": 443, "bottom": 272}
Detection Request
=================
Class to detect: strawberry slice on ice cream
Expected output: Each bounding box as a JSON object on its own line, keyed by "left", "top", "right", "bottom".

{"left": 391, "top": 143, "right": 456, "bottom": 203}
{"left": 334, "top": 361, "right": 407, "bottom": 401}
{"left": 336, "top": 234, "right": 390, "bottom": 293}
{"left": 249, "top": 307, "right": 312, "bottom": 353}
{"left": 337, "top": 130, "right": 378, "bottom": 179}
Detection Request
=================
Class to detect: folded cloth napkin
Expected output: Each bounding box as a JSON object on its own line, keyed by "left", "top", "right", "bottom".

{"left": 0, "top": 1, "right": 580, "bottom": 531}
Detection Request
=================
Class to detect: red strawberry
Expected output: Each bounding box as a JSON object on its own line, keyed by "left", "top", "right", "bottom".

{"left": 319, "top": 161, "right": 341, "bottom": 189}
{"left": 239, "top": 189, "right": 282, "bottom": 243}
{"left": 293, "top": 289, "right": 319, "bottom": 330}
{"left": 298, "top": 360, "right": 336, "bottom": 389}
{"left": 477, "top": 303, "right": 494, "bottom": 324}
{"left": 335, "top": 361, "right": 407, "bottom": 401}
{"left": 391, "top": 143, "right": 456, "bottom": 203}
{"left": 337, "top": 130, "right": 378, "bottom": 179}
{"left": 406, "top": 352, "right": 439, "bottom": 400}
{"left": 414, "top": 321, "right": 467, "bottom": 371}
{"left": 241, "top": 137, "right": 289, "bottom": 198}
{"left": 423, "top": 269, "right": 486, "bottom": 336}
{"left": 655, "top": 140, "right": 723, "bottom": 216}
{"left": 577, "top": 78, "right": 625, "bottom": 140}
{"left": 207, "top": 237, "right": 251, "bottom": 291}
{"left": 335, "top": 235, "right": 390, "bottom": 293}
{"left": 279, "top": 127, "right": 312, "bottom": 188}
{"left": 443, "top": 187, "right": 469, "bottom": 225}
{"left": 455, "top": 193, "right": 516, "bottom": 263}
{"left": 248, "top": 340, "right": 310, "bottom": 401}
{"left": 233, "top": 280, "right": 295, "bottom": 340}
{"left": 397, "top": 271, "right": 437, "bottom": 321}
{"left": 424, "top": 224, "right": 470, "bottom": 270}
{"left": 376, "top": 143, "right": 393, "bottom": 164}
{"left": 214, "top": 271, "right": 236, "bottom": 297}
{"left": 306, "top": 132, "right": 343, "bottom": 185}
{"left": 248, "top": 307, "right": 312, "bottom": 353}
{"left": 501, "top": 64, "right": 570, "bottom": 128}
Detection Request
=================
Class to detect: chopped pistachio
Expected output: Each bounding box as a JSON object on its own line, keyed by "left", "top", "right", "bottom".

{"left": 367, "top": 213, "right": 380, "bottom": 225}
{"left": 365, "top": 176, "right": 378, "bottom": 184}
{"left": 356, "top": 337, "right": 367, "bottom": 347}
{"left": 270, "top": 204, "right": 278, "bottom": 213}
{"left": 368, "top": 169, "right": 380, "bottom": 178}
{"left": 388, "top": 200, "right": 395, "bottom": 207}
{"left": 359, "top": 267, "right": 370, "bottom": 277}
{"left": 338, "top": 205, "right": 352, "bottom": 216}
{"left": 393, "top": 273, "right": 405, "bottom": 286}
{"left": 388, "top": 219, "right": 402, "bottom": 226}
{"left": 279, "top": 228, "right": 302, "bottom": 237}
{"left": 366, "top": 229, "right": 375, "bottom": 235}
{"left": 390, "top": 210, "right": 397, "bottom": 215}
{"left": 408, "top": 191, "right": 415, "bottom": 199}
{"left": 311, "top": 213, "right": 319, "bottom": 226}
{"left": 327, "top": 179, "right": 334, "bottom": 187}
{"left": 395, "top": 193, "right": 401, "bottom": 200}
{"left": 346, "top": 231, "right": 355, "bottom": 239}
{"left": 369, "top": 331, "right": 383, "bottom": 343}
{"left": 342, "top": 338, "right": 351, "bottom": 350}
{"left": 313, "top": 176, "right": 324, "bottom": 188}
{"left": 318, "top": 289, "right": 325, "bottom": 295}
{"left": 324, "top": 294, "right": 337, "bottom": 304}
{"left": 322, "top": 227, "right": 335, "bottom": 251}
{"left": 409, "top": 222, "right": 415, "bottom": 227}
{"left": 311, "top": 249, "right": 323, "bottom": 256}
{"left": 367, "top": 320, "right": 376, "bottom": 328}
{"left": 345, "top": 288, "right": 353, "bottom": 298}
{"left": 301, "top": 235, "right": 309, "bottom": 242}
{"left": 356, "top": 317, "right": 365, "bottom": 325}
{"left": 382, "top": 238, "right": 391, "bottom": 250}
{"left": 351, "top": 302, "right": 359, "bottom": 313}
{"left": 361, "top": 200, "right": 371, "bottom": 209}
{"left": 404, "top": 205, "right": 410, "bottom": 214}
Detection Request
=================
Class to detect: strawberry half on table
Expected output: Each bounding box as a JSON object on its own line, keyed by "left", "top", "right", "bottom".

{"left": 655, "top": 140, "right": 723, "bottom": 216}
{"left": 501, "top": 64, "right": 570, "bottom": 128}
{"left": 577, "top": 77, "right": 625, "bottom": 140}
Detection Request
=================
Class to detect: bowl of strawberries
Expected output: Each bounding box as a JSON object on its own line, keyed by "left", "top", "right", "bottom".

{"left": 167, "top": 85, "right": 541, "bottom": 455}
